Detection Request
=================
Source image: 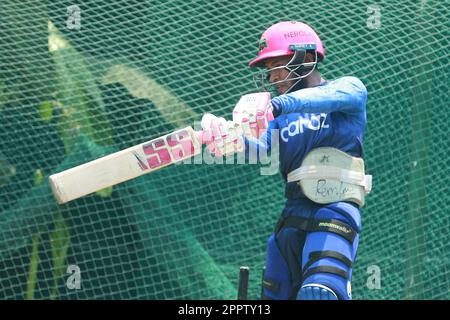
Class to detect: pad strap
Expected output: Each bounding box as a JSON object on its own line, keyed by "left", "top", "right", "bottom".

{"left": 302, "top": 250, "right": 353, "bottom": 274}
{"left": 275, "top": 216, "right": 357, "bottom": 243}
{"left": 303, "top": 266, "right": 348, "bottom": 280}
{"left": 262, "top": 278, "right": 280, "bottom": 292}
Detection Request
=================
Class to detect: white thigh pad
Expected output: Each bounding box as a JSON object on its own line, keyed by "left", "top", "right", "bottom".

{"left": 287, "top": 148, "right": 372, "bottom": 207}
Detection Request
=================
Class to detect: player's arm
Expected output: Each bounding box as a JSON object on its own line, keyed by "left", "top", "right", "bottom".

{"left": 271, "top": 76, "right": 367, "bottom": 116}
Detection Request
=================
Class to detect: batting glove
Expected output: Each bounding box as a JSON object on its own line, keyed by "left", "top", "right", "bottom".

{"left": 201, "top": 113, "right": 244, "bottom": 156}
{"left": 232, "top": 96, "right": 274, "bottom": 140}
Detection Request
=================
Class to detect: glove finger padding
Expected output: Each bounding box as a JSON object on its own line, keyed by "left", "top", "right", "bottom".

{"left": 201, "top": 113, "right": 244, "bottom": 157}
{"left": 232, "top": 92, "right": 272, "bottom": 139}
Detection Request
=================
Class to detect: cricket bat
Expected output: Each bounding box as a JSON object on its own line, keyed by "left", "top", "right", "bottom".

{"left": 49, "top": 92, "right": 271, "bottom": 204}
{"left": 49, "top": 127, "right": 204, "bottom": 204}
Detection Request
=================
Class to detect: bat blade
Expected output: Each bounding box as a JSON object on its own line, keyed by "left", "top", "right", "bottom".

{"left": 49, "top": 127, "right": 202, "bottom": 204}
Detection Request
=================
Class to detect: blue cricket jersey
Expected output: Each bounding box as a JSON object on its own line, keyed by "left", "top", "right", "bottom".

{"left": 245, "top": 76, "right": 368, "bottom": 200}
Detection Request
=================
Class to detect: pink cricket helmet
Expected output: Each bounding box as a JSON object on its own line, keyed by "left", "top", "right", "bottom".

{"left": 249, "top": 21, "right": 325, "bottom": 68}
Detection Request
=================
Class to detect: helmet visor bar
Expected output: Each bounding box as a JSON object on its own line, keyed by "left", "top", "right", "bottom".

{"left": 252, "top": 49, "right": 318, "bottom": 94}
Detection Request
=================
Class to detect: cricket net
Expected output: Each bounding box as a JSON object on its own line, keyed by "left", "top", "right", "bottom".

{"left": 0, "top": 0, "right": 448, "bottom": 299}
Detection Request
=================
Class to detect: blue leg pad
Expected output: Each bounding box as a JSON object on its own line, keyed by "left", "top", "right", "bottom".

{"left": 299, "top": 202, "right": 361, "bottom": 300}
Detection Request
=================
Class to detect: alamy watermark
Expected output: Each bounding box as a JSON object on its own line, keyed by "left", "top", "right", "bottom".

{"left": 366, "top": 265, "right": 381, "bottom": 290}
{"left": 67, "top": 5, "right": 81, "bottom": 30}
{"left": 178, "top": 112, "right": 331, "bottom": 176}
{"left": 179, "top": 121, "right": 280, "bottom": 176}
{"left": 66, "top": 265, "right": 81, "bottom": 290}
{"left": 367, "top": 4, "right": 382, "bottom": 30}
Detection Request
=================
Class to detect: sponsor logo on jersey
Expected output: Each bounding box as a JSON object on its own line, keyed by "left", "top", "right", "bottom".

{"left": 280, "top": 113, "right": 329, "bottom": 142}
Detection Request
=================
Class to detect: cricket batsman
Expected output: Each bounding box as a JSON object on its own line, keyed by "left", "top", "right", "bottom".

{"left": 201, "top": 21, "right": 371, "bottom": 300}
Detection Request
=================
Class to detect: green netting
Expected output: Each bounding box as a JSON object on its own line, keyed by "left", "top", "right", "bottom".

{"left": 0, "top": 0, "right": 448, "bottom": 300}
